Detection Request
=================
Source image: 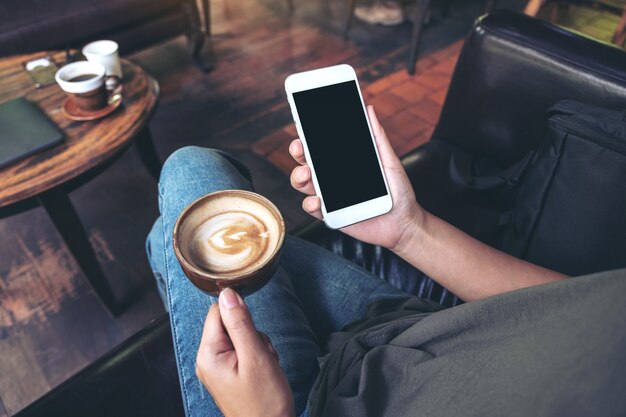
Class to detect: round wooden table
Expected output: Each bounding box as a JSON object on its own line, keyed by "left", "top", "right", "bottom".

{"left": 0, "top": 51, "right": 161, "bottom": 315}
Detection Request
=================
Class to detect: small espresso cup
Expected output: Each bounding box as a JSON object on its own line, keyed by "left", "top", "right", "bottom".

{"left": 55, "top": 61, "right": 107, "bottom": 111}
{"left": 82, "top": 40, "right": 123, "bottom": 79}
{"left": 173, "top": 190, "right": 286, "bottom": 296}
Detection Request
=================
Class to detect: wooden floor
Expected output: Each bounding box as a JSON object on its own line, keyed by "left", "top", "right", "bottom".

{"left": 254, "top": 40, "right": 462, "bottom": 175}
{"left": 1, "top": 0, "right": 619, "bottom": 414}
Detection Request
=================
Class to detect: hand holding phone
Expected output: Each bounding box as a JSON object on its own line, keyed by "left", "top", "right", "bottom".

{"left": 285, "top": 64, "right": 393, "bottom": 229}
{"left": 286, "top": 65, "right": 425, "bottom": 249}
{"left": 289, "top": 104, "right": 424, "bottom": 250}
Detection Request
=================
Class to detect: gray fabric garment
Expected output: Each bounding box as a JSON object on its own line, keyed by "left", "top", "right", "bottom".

{"left": 308, "top": 269, "right": 626, "bottom": 417}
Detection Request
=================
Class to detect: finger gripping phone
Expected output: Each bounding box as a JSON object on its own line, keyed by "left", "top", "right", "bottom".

{"left": 285, "top": 64, "right": 393, "bottom": 229}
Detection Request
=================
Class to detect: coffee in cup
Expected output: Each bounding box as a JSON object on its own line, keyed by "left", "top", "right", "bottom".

{"left": 173, "top": 190, "right": 285, "bottom": 296}
{"left": 55, "top": 61, "right": 107, "bottom": 111}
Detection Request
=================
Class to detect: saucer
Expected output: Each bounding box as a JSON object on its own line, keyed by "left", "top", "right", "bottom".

{"left": 62, "top": 87, "right": 123, "bottom": 121}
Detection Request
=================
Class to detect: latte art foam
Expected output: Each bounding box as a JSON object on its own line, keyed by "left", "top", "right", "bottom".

{"left": 190, "top": 211, "right": 271, "bottom": 275}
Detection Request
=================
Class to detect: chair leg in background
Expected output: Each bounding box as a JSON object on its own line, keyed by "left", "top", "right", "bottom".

{"left": 344, "top": 0, "right": 358, "bottom": 38}
{"left": 188, "top": 32, "right": 211, "bottom": 73}
{"left": 202, "top": 0, "right": 211, "bottom": 36}
{"left": 406, "top": 0, "right": 431, "bottom": 75}
{"left": 184, "top": 0, "right": 212, "bottom": 72}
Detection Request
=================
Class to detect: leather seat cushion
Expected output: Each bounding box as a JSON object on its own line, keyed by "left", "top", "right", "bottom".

{"left": 0, "top": 0, "right": 184, "bottom": 54}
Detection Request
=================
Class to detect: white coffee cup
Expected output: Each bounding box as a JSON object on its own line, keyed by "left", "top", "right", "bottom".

{"left": 82, "top": 40, "right": 123, "bottom": 79}
{"left": 55, "top": 61, "right": 106, "bottom": 93}
{"left": 55, "top": 61, "right": 107, "bottom": 110}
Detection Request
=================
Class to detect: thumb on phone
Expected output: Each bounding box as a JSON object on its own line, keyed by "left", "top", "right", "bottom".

{"left": 218, "top": 288, "right": 267, "bottom": 363}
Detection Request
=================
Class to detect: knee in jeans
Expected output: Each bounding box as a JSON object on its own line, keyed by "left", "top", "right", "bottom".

{"left": 161, "top": 146, "right": 223, "bottom": 179}
{"left": 159, "top": 146, "right": 227, "bottom": 188}
{"left": 158, "top": 146, "right": 253, "bottom": 204}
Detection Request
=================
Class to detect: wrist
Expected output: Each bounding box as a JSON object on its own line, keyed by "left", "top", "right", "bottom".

{"left": 391, "top": 209, "right": 428, "bottom": 259}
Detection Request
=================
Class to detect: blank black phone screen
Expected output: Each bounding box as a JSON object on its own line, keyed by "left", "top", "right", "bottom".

{"left": 293, "top": 80, "right": 387, "bottom": 212}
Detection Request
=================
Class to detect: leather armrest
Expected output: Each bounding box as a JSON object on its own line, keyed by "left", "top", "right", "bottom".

{"left": 436, "top": 11, "right": 626, "bottom": 165}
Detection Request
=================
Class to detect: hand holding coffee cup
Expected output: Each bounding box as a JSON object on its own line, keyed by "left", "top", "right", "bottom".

{"left": 173, "top": 190, "right": 285, "bottom": 296}
{"left": 55, "top": 61, "right": 107, "bottom": 111}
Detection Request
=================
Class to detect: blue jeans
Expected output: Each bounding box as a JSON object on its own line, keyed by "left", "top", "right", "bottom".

{"left": 145, "top": 147, "right": 406, "bottom": 417}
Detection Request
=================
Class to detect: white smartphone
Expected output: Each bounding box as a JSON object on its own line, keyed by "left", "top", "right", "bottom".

{"left": 284, "top": 64, "right": 393, "bottom": 229}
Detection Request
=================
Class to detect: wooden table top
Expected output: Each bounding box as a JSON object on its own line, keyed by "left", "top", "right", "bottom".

{"left": 0, "top": 51, "right": 159, "bottom": 208}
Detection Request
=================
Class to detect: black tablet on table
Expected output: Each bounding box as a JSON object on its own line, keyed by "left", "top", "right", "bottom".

{"left": 0, "top": 97, "right": 64, "bottom": 170}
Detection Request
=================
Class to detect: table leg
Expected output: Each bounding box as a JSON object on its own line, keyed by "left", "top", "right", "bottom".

{"left": 38, "top": 189, "right": 122, "bottom": 316}
{"left": 135, "top": 127, "right": 162, "bottom": 181}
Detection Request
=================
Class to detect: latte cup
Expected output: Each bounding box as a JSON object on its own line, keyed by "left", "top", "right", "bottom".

{"left": 173, "top": 190, "right": 286, "bottom": 296}
{"left": 55, "top": 61, "right": 107, "bottom": 111}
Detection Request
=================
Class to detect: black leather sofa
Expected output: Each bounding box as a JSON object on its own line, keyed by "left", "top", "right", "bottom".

{"left": 14, "top": 11, "right": 626, "bottom": 417}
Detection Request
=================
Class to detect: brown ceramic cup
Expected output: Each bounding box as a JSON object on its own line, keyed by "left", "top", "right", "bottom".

{"left": 173, "top": 190, "right": 285, "bottom": 296}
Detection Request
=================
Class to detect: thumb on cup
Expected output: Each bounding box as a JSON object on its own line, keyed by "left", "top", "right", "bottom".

{"left": 218, "top": 288, "right": 266, "bottom": 361}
